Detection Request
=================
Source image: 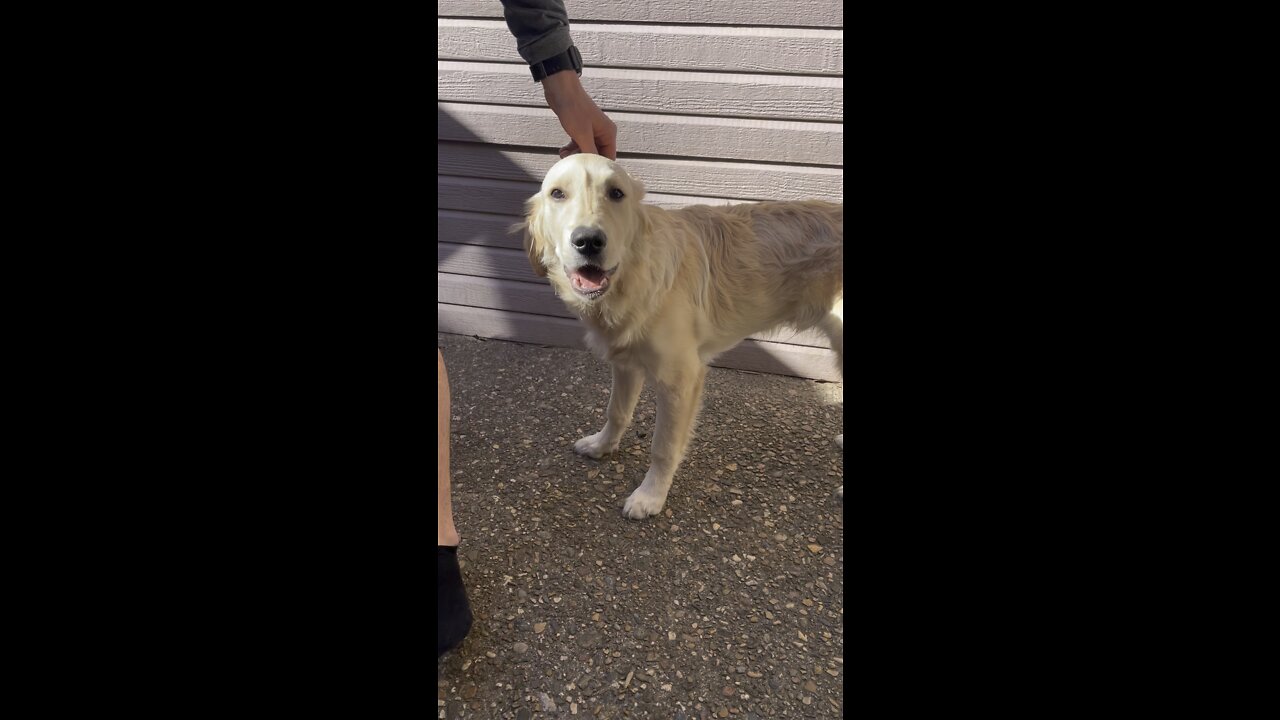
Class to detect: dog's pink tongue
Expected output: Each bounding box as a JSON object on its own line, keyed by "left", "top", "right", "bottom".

{"left": 573, "top": 267, "right": 606, "bottom": 290}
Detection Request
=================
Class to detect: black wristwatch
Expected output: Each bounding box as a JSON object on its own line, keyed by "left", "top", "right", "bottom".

{"left": 531, "top": 45, "right": 583, "bottom": 82}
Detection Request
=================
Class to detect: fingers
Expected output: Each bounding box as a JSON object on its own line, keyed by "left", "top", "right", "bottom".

{"left": 572, "top": 132, "right": 598, "bottom": 157}
{"left": 597, "top": 136, "right": 617, "bottom": 160}
{"left": 559, "top": 120, "right": 618, "bottom": 160}
{"left": 596, "top": 117, "right": 618, "bottom": 160}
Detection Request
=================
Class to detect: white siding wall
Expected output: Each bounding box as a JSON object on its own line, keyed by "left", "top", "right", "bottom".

{"left": 437, "top": 1, "right": 843, "bottom": 381}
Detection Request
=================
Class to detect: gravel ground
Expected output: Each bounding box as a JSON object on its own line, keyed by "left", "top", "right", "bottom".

{"left": 438, "top": 333, "right": 844, "bottom": 719}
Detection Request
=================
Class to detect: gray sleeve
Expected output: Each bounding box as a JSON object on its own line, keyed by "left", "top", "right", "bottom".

{"left": 499, "top": 0, "right": 574, "bottom": 65}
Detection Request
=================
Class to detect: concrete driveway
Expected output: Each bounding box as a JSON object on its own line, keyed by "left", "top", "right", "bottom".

{"left": 438, "top": 333, "right": 844, "bottom": 719}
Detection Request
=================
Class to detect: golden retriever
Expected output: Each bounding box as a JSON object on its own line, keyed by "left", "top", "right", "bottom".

{"left": 520, "top": 154, "right": 843, "bottom": 519}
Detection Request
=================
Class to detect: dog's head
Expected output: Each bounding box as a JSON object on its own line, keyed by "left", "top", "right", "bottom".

{"left": 520, "top": 154, "right": 647, "bottom": 303}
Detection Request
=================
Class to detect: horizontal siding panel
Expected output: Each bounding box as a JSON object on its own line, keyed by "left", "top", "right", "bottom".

{"left": 438, "top": 307, "right": 840, "bottom": 381}
{"left": 752, "top": 326, "right": 833, "bottom": 348}
{"left": 437, "top": 144, "right": 843, "bottom": 202}
{"left": 438, "top": 61, "right": 842, "bottom": 122}
{"left": 438, "top": 272, "right": 563, "bottom": 316}
{"left": 437, "top": 176, "right": 534, "bottom": 217}
{"left": 712, "top": 338, "right": 841, "bottom": 382}
{"left": 437, "top": 273, "right": 832, "bottom": 348}
{"left": 439, "top": 210, "right": 521, "bottom": 249}
{"left": 439, "top": 304, "right": 587, "bottom": 349}
{"left": 439, "top": 242, "right": 540, "bottom": 283}
{"left": 438, "top": 20, "right": 842, "bottom": 75}
{"left": 439, "top": 103, "right": 842, "bottom": 166}
{"left": 438, "top": 175, "right": 750, "bottom": 216}
{"left": 437, "top": 0, "right": 843, "bottom": 28}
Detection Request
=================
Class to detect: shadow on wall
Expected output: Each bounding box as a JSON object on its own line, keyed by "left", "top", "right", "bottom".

{"left": 436, "top": 104, "right": 531, "bottom": 286}
{"left": 436, "top": 105, "right": 841, "bottom": 386}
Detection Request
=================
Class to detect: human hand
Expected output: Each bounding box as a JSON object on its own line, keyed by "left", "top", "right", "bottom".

{"left": 542, "top": 70, "right": 617, "bottom": 160}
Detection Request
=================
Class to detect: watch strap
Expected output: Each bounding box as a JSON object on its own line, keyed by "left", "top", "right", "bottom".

{"left": 531, "top": 45, "right": 583, "bottom": 82}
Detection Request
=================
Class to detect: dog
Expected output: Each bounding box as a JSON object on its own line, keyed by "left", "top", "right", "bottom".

{"left": 520, "top": 154, "right": 843, "bottom": 519}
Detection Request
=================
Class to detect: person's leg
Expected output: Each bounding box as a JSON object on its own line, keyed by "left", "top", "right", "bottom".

{"left": 439, "top": 349, "right": 460, "bottom": 547}
{"left": 438, "top": 349, "right": 472, "bottom": 658}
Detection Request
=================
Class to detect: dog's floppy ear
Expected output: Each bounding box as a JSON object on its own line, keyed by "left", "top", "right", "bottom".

{"left": 512, "top": 193, "right": 549, "bottom": 278}
{"left": 622, "top": 166, "right": 647, "bottom": 203}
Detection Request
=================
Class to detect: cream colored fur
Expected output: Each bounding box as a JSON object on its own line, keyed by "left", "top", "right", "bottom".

{"left": 520, "top": 154, "right": 843, "bottom": 519}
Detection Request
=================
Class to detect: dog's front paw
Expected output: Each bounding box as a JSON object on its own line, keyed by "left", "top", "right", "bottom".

{"left": 622, "top": 487, "right": 667, "bottom": 520}
{"left": 573, "top": 432, "right": 616, "bottom": 459}
{"left": 835, "top": 434, "right": 843, "bottom": 449}
{"left": 836, "top": 485, "right": 843, "bottom": 499}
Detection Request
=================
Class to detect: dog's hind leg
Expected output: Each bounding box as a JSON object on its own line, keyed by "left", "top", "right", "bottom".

{"left": 819, "top": 299, "right": 844, "bottom": 497}
{"left": 575, "top": 363, "right": 644, "bottom": 459}
{"left": 623, "top": 359, "right": 706, "bottom": 520}
{"left": 819, "top": 299, "right": 844, "bottom": 420}
{"left": 820, "top": 300, "right": 843, "bottom": 369}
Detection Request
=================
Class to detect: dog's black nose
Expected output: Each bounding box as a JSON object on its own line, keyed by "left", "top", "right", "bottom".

{"left": 570, "top": 227, "right": 607, "bottom": 256}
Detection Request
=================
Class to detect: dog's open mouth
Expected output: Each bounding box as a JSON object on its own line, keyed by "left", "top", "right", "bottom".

{"left": 569, "top": 265, "right": 615, "bottom": 298}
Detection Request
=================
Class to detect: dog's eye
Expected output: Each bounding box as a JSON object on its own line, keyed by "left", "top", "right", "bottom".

{"left": 608, "top": 188, "right": 625, "bottom": 200}
{"left": 550, "top": 189, "right": 566, "bottom": 200}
